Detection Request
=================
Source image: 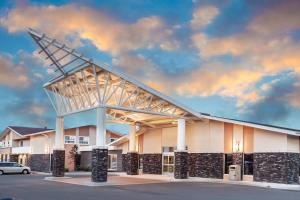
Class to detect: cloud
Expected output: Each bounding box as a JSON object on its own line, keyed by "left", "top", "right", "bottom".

{"left": 0, "top": 53, "right": 30, "bottom": 88}
{"left": 191, "top": 5, "right": 219, "bottom": 30}
{"left": 0, "top": 4, "right": 178, "bottom": 54}
{"left": 187, "top": 1, "right": 300, "bottom": 109}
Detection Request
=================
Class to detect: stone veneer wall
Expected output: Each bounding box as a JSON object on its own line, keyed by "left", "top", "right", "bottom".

{"left": 126, "top": 152, "right": 139, "bottom": 175}
{"left": 254, "top": 153, "right": 300, "bottom": 184}
{"left": 52, "top": 150, "right": 65, "bottom": 177}
{"left": 189, "top": 153, "right": 224, "bottom": 179}
{"left": 27, "top": 154, "right": 52, "bottom": 172}
{"left": 232, "top": 153, "right": 243, "bottom": 179}
{"left": 142, "top": 154, "right": 162, "bottom": 174}
{"left": 122, "top": 154, "right": 128, "bottom": 172}
{"left": 91, "top": 148, "right": 108, "bottom": 182}
{"left": 175, "top": 151, "right": 189, "bottom": 179}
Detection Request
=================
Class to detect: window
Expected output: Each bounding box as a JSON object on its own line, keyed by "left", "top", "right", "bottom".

{"left": 244, "top": 154, "right": 253, "bottom": 175}
{"left": 79, "top": 136, "right": 89, "bottom": 145}
{"left": 224, "top": 154, "right": 233, "bottom": 174}
{"left": 0, "top": 142, "right": 3, "bottom": 148}
{"left": 65, "top": 135, "right": 76, "bottom": 144}
{"left": 20, "top": 141, "right": 24, "bottom": 147}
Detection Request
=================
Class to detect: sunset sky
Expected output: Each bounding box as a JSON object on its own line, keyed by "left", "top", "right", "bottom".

{"left": 0, "top": 0, "right": 300, "bottom": 132}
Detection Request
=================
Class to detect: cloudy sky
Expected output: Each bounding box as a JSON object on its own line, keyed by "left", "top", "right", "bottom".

{"left": 0, "top": 0, "right": 300, "bottom": 132}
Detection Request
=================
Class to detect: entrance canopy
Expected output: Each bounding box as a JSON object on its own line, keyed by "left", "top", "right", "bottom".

{"left": 28, "top": 29, "right": 201, "bottom": 127}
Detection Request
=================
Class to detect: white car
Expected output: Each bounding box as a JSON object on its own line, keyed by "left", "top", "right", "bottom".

{"left": 0, "top": 162, "right": 31, "bottom": 175}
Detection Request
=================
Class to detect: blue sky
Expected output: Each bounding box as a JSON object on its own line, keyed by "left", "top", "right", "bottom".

{"left": 0, "top": 0, "right": 300, "bottom": 132}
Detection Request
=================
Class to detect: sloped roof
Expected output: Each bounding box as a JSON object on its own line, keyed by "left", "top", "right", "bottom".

{"left": 8, "top": 126, "right": 53, "bottom": 136}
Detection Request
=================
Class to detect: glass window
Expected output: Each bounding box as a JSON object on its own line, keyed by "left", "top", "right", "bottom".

{"left": 162, "top": 146, "right": 175, "bottom": 153}
{"left": 79, "top": 136, "right": 89, "bottom": 145}
{"left": 64, "top": 135, "right": 76, "bottom": 144}
{"left": 224, "top": 154, "right": 233, "bottom": 174}
{"left": 20, "top": 141, "right": 24, "bottom": 147}
{"left": 110, "top": 138, "right": 117, "bottom": 143}
{"left": 244, "top": 154, "right": 253, "bottom": 175}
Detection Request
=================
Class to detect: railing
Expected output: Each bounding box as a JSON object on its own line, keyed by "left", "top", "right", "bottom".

{"left": 11, "top": 146, "right": 31, "bottom": 154}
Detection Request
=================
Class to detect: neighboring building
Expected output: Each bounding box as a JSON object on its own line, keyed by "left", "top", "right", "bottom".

{"left": 0, "top": 125, "right": 122, "bottom": 172}
{"left": 109, "top": 117, "right": 300, "bottom": 185}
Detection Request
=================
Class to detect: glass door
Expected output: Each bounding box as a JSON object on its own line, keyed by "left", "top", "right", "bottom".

{"left": 108, "top": 154, "right": 117, "bottom": 171}
{"left": 162, "top": 153, "right": 174, "bottom": 175}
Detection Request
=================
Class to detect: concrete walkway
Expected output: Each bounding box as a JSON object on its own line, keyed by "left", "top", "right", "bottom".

{"left": 43, "top": 172, "right": 300, "bottom": 191}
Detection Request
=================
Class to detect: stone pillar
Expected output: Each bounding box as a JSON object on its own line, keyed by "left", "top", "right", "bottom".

{"left": 174, "top": 119, "right": 188, "bottom": 179}
{"left": 52, "top": 116, "right": 65, "bottom": 177}
{"left": 126, "top": 124, "right": 139, "bottom": 175}
{"left": 175, "top": 151, "right": 188, "bottom": 179}
{"left": 52, "top": 150, "right": 65, "bottom": 177}
{"left": 126, "top": 152, "right": 139, "bottom": 175}
{"left": 91, "top": 148, "right": 108, "bottom": 182}
{"left": 91, "top": 107, "right": 108, "bottom": 182}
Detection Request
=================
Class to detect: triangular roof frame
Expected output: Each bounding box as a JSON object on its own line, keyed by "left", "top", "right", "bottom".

{"left": 28, "top": 29, "right": 201, "bottom": 127}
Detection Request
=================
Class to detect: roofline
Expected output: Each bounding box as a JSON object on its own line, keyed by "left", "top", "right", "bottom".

{"left": 201, "top": 115, "right": 300, "bottom": 136}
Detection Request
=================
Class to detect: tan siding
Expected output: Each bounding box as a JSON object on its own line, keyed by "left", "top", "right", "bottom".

{"left": 224, "top": 123, "right": 233, "bottom": 153}
{"left": 162, "top": 127, "right": 177, "bottom": 147}
{"left": 143, "top": 128, "right": 162, "bottom": 154}
{"left": 287, "top": 135, "right": 299, "bottom": 153}
{"left": 233, "top": 124, "right": 244, "bottom": 152}
{"left": 243, "top": 126, "right": 254, "bottom": 153}
{"left": 253, "top": 129, "right": 287, "bottom": 152}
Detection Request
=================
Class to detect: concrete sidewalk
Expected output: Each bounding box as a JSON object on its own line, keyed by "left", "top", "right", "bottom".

{"left": 42, "top": 171, "right": 300, "bottom": 191}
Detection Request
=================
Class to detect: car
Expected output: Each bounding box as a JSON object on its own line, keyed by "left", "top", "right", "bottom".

{"left": 0, "top": 162, "right": 31, "bottom": 175}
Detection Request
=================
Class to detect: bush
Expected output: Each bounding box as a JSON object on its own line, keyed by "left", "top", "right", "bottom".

{"left": 64, "top": 168, "right": 69, "bottom": 172}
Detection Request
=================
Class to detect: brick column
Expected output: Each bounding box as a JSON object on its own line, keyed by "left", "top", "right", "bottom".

{"left": 52, "top": 150, "right": 65, "bottom": 177}
{"left": 91, "top": 148, "right": 108, "bottom": 182}
{"left": 174, "top": 151, "right": 188, "bottom": 179}
{"left": 126, "top": 152, "right": 139, "bottom": 175}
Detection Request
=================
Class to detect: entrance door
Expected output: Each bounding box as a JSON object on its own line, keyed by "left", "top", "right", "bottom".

{"left": 162, "top": 153, "right": 174, "bottom": 175}
{"left": 108, "top": 154, "right": 117, "bottom": 171}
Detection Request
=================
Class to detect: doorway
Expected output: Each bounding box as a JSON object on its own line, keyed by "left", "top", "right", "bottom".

{"left": 108, "top": 154, "right": 118, "bottom": 171}
{"left": 162, "top": 153, "right": 174, "bottom": 175}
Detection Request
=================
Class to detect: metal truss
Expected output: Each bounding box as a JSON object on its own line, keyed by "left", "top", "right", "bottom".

{"left": 29, "top": 29, "right": 200, "bottom": 126}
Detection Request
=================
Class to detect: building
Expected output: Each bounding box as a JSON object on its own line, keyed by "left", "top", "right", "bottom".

{"left": 26, "top": 29, "right": 300, "bottom": 184}
{"left": 0, "top": 125, "right": 122, "bottom": 172}
{"left": 109, "top": 117, "right": 300, "bottom": 184}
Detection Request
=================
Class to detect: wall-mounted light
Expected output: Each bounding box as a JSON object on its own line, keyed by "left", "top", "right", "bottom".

{"left": 233, "top": 140, "right": 241, "bottom": 152}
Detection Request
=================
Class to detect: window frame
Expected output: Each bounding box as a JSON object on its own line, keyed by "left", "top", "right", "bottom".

{"left": 64, "top": 135, "right": 76, "bottom": 144}
{"left": 79, "top": 136, "right": 89, "bottom": 145}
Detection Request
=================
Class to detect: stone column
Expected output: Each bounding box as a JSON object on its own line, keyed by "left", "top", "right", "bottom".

{"left": 126, "top": 124, "right": 139, "bottom": 175}
{"left": 175, "top": 119, "right": 188, "bottom": 179}
{"left": 91, "top": 107, "right": 108, "bottom": 182}
{"left": 52, "top": 116, "right": 65, "bottom": 177}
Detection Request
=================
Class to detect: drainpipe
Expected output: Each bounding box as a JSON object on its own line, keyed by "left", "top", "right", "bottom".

{"left": 42, "top": 134, "right": 51, "bottom": 173}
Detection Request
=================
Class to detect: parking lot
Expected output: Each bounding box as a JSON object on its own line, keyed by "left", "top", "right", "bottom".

{"left": 0, "top": 174, "right": 300, "bottom": 200}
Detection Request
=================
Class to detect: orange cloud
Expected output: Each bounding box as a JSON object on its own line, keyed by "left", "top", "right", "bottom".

{"left": 0, "top": 4, "right": 178, "bottom": 54}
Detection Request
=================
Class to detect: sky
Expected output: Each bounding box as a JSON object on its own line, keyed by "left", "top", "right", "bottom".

{"left": 0, "top": 0, "right": 300, "bottom": 132}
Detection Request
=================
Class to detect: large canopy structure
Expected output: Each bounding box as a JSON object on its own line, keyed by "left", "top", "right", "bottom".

{"left": 28, "top": 29, "right": 201, "bottom": 127}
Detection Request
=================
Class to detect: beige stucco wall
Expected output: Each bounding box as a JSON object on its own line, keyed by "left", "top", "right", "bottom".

{"left": 232, "top": 124, "right": 244, "bottom": 152}
{"left": 287, "top": 135, "right": 300, "bottom": 153}
{"left": 162, "top": 127, "right": 177, "bottom": 147}
{"left": 143, "top": 128, "right": 162, "bottom": 154}
{"left": 224, "top": 123, "right": 233, "bottom": 153}
{"left": 186, "top": 120, "right": 224, "bottom": 153}
{"left": 253, "top": 129, "right": 287, "bottom": 152}
{"left": 30, "top": 133, "right": 55, "bottom": 154}
{"left": 89, "top": 126, "right": 96, "bottom": 146}
{"left": 243, "top": 126, "right": 254, "bottom": 153}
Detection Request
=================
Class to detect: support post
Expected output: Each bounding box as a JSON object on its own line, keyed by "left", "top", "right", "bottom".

{"left": 174, "top": 119, "right": 188, "bottom": 179}
{"left": 92, "top": 107, "right": 108, "bottom": 182}
{"left": 52, "top": 116, "right": 65, "bottom": 177}
{"left": 127, "top": 124, "right": 139, "bottom": 175}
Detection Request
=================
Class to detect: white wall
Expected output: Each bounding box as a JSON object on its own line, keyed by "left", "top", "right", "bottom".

{"left": 253, "top": 129, "right": 287, "bottom": 152}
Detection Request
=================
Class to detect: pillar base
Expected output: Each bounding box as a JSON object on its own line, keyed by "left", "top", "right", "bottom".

{"left": 126, "top": 152, "right": 139, "bottom": 175}
{"left": 52, "top": 150, "right": 65, "bottom": 177}
{"left": 174, "top": 151, "right": 188, "bottom": 179}
{"left": 91, "top": 148, "right": 108, "bottom": 182}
